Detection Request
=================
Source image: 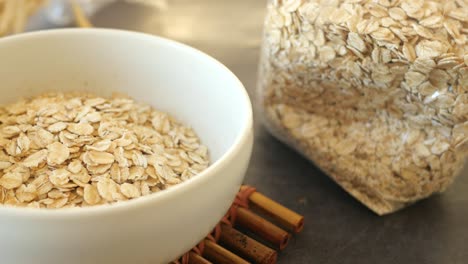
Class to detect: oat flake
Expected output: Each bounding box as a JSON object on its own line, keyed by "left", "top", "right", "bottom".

{"left": 0, "top": 93, "right": 210, "bottom": 208}
{"left": 260, "top": 0, "right": 467, "bottom": 215}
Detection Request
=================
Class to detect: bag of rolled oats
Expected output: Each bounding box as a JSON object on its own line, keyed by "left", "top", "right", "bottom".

{"left": 258, "top": 0, "right": 467, "bottom": 215}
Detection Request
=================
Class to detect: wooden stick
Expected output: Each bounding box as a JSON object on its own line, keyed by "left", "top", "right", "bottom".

{"left": 71, "top": 1, "right": 93, "bottom": 28}
{"left": 188, "top": 252, "right": 212, "bottom": 264}
{"left": 247, "top": 190, "right": 304, "bottom": 233}
{"left": 13, "top": 0, "right": 26, "bottom": 34}
{"left": 219, "top": 224, "right": 277, "bottom": 264}
{"left": 236, "top": 207, "right": 291, "bottom": 250}
{"left": 203, "top": 239, "right": 250, "bottom": 264}
{"left": 0, "top": 0, "right": 16, "bottom": 35}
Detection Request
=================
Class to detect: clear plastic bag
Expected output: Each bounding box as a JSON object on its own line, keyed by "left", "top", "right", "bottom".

{"left": 258, "top": 0, "right": 467, "bottom": 215}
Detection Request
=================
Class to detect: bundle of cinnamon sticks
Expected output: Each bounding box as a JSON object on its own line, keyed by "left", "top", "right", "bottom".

{"left": 173, "top": 186, "right": 304, "bottom": 264}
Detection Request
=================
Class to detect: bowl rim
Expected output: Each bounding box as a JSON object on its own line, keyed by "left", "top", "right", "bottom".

{"left": 0, "top": 28, "right": 254, "bottom": 218}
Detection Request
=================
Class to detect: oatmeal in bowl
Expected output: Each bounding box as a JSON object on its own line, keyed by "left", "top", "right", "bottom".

{"left": 0, "top": 29, "right": 253, "bottom": 264}
{"left": 0, "top": 92, "right": 210, "bottom": 208}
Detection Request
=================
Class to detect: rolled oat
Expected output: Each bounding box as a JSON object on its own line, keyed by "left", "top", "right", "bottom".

{"left": 0, "top": 92, "right": 210, "bottom": 208}
{"left": 259, "top": 0, "right": 467, "bottom": 215}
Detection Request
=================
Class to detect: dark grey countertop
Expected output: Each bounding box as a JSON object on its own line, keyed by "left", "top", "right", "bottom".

{"left": 89, "top": 1, "right": 467, "bottom": 263}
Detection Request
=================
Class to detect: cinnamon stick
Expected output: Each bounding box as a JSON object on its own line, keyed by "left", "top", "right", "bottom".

{"left": 188, "top": 252, "right": 212, "bottom": 264}
{"left": 248, "top": 191, "right": 304, "bottom": 233}
{"left": 235, "top": 207, "right": 291, "bottom": 250}
{"left": 203, "top": 239, "right": 250, "bottom": 264}
{"left": 219, "top": 224, "right": 277, "bottom": 264}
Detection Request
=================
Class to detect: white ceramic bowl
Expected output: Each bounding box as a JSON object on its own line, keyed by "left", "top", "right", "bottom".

{"left": 0, "top": 29, "right": 253, "bottom": 264}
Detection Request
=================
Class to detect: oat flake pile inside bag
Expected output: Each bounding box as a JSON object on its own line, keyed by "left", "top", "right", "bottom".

{"left": 258, "top": 0, "right": 467, "bottom": 215}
